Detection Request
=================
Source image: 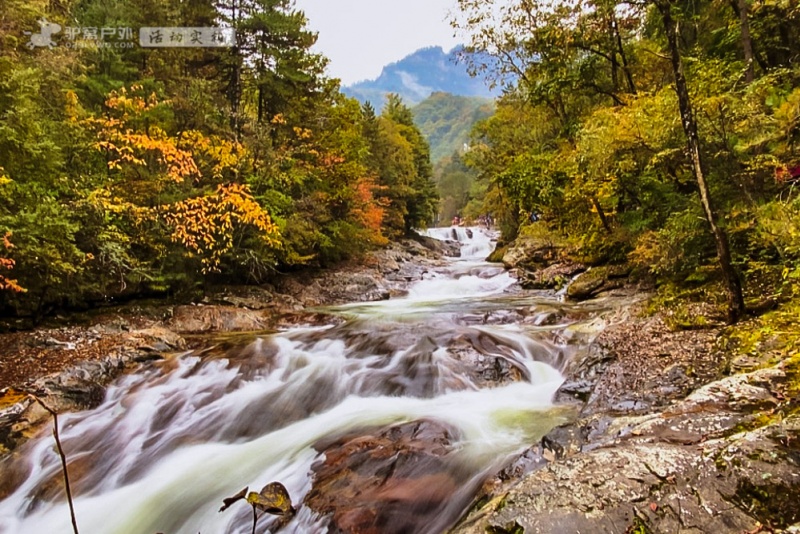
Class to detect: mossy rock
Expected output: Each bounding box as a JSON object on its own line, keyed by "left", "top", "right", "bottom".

{"left": 566, "top": 265, "right": 629, "bottom": 300}
{"left": 487, "top": 244, "right": 508, "bottom": 263}
{"left": 502, "top": 237, "right": 560, "bottom": 269}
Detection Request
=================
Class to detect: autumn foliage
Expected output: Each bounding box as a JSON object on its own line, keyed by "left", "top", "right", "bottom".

{"left": 0, "top": 0, "right": 437, "bottom": 317}
{"left": 0, "top": 233, "right": 24, "bottom": 293}
{"left": 165, "top": 184, "right": 280, "bottom": 273}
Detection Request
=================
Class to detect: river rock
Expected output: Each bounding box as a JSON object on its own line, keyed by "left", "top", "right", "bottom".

{"left": 454, "top": 416, "right": 800, "bottom": 534}
{"left": 409, "top": 233, "right": 461, "bottom": 258}
{"left": 168, "top": 304, "right": 270, "bottom": 333}
{"left": 205, "top": 285, "right": 275, "bottom": 310}
{"left": 518, "top": 262, "right": 587, "bottom": 290}
{"left": 326, "top": 273, "right": 390, "bottom": 303}
{"left": 486, "top": 242, "right": 507, "bottom": 263}
{"left": 305, "top": 420, "right": 466, "bottom": 534}
{"left": 502, "top": 236, "right": 561, "bottom": 270}
{"left": 453, "top": 307, "right": 800, "bottom": 534}
{"left": 565, "top": 264, "right": 631, "bottom": 301}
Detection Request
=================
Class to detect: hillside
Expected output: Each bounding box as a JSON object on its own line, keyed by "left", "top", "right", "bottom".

{"left": 411, "top": 92, "right": 494, "bottom": 163}
{"left": 343, "top": 46, "right": 498, "bottom": 108}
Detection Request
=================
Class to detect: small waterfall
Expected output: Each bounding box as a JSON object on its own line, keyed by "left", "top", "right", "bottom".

{"left": 421, "top": 226, "right": 497, "bottom": 261}
{"left": 0, "top": 228, "right": 624, "bottom": 534}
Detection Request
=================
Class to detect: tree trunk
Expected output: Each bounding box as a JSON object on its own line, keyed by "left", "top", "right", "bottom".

{"left": 728, "top": 0, "right": 769, "bottom": 72}
{"left": 228, "top": 0, "right": 242, "bottom": 136}
{"left": 590, "top": 196, "right": 612, "bottom": 233}
{"left": 657, "top": 0, "right": 746, "bottom": 323}
{"left": 612, "top": 15, "right": 637, "bottom": 94}
{"left": 258, "top": 84, "right": 264, "bottom": 124}
{"left": 738, "top": 0, "right": 755, "bottom": 83}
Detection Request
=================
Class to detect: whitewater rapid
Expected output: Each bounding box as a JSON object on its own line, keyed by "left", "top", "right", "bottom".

{"left": 0, "top": 227, "right": 609, "bottom": 534}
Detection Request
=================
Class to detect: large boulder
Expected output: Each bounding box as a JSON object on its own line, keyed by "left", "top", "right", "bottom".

{"left": 454, "top": 418, "right": 800, "bottom": 534}
{"left": 305, "top": 420, "right": 469, "bottom": 534}
{"left": 565, "top": 265, "right": 631, "bottom": 301}
{"left": 321, "top": 272, "right": 391, "bottom": 303}
{"left": 409, "top": 233, "right": 461, "bottom": 257}
{"left": 518, "top": 262, "right": 586, "bottom": 290}
{"left": 502, "top": 237, "right": 561, "bottom": 270}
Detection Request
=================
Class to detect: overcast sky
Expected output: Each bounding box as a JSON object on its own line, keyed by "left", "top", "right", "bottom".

{"left": 295, "top": 0, "right": 462, "bottom": 85}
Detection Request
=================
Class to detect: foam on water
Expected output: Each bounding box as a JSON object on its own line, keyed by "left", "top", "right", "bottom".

{"left": 0, "top": 227, "right": 611, "bottom": 534}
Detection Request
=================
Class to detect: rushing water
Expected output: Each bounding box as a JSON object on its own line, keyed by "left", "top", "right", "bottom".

{"left": 0, "top": 227, "right": 625, "bottom": 534}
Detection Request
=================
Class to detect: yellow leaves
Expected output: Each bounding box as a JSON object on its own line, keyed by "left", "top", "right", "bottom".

{"left": 87, "top": 87, "right": 202, "bottom": 184}
{"left": 163, "top": 184, "right": 280, "bottom": 273}
{"left": 89, "top": 88, "right": 247, "bottom": 187}
{"left": 91, "top": 124, "right": 199, "bottom": 183}
{"left": 86, "top": 188, "right": 153, "bottom": 223}
{"left": 0, "top": 388, "right": 29, "bottom": 410}
{"left": 103, "top": 86, "right": 169, "bottom": 119}
{"left": 293, "top": 127, "right": 313, "bottom": 140}
{"left": 65, "top": 90, "right": 81, "bottom": 122}
{"left": 179, "top": 131, "right": 245, "bottom": 180}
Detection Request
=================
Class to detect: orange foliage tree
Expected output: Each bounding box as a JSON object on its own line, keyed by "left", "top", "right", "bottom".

{"left": 0, "top": 232, "right": 24, "bottom": 293}
{"left": 87, "top": 86, "right": 282, "bottom": 273}
{"left": 351, "top": 176, "right": 389, "bottom": 246}
{"left": 164, "top": 183, "right": 280, "bottom": 273}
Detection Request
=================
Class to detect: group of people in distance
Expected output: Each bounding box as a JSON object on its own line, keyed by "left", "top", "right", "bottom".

{"left": 451, "top": 214, "right": 493, "bottom": 228}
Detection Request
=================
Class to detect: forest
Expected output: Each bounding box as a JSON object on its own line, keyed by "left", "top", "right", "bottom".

{"left": 452, "top": 0, "right": 800, "bottom": 325}
{"left": 1, "top": 0, "right": 800, "bottom": 328}
{"left": 0, "top": 0, "right": 437, "bottom": 320}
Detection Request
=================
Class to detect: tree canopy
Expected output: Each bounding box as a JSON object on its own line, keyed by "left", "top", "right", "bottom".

{"left": 453, "top": 0, "right": 800, "bottom": 321}
{"left": 0, "top": 0, "right": 437, "bottom": 319}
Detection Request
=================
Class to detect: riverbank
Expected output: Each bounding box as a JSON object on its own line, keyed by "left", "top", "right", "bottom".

{"left": 451, "top": 235, "right": 800, "bottom": 534}
{"left": 0, "top": 234, "right": 458, "bottom": 457}
{"left": 0, "top": 235, "right": 458, "bottom": 387}
{"left": 1, "top": 230, "right": 798, "bottom": 533}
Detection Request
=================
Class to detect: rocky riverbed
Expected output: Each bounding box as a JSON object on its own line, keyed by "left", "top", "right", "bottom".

{"left": 0, "top": 230, "right": 798, "bottom": 534}
{"left": 0, "top": 234, "right": 458, "bottom": 456}
{"left": 451, "top": 235, "right": 800, "bottom": 534}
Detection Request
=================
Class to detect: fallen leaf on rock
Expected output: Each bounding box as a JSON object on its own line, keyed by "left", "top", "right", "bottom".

{"left": 219, "top": 487, "right": 248, "bottom": 512}
{"left": 247, "top": 482, "right": 294, "bottom": 516}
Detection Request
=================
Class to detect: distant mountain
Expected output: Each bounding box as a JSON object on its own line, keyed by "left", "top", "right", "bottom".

{"left": 412, "top": 92, "right": 494, "bottom": 163}
{"left": 343, "top": 46, "right": 499, "bottom": 108}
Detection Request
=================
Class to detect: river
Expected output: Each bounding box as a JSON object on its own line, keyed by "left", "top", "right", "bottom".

{"left": 0, "top": 228, "right": 625, "bottom": 534}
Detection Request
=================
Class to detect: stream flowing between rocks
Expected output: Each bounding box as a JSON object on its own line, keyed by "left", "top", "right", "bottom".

{"left": 0, "top": 228, "right": 633, "bottom": 534}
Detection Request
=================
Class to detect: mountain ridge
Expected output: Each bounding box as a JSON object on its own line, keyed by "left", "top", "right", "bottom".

{"left": 343, "top": 46, "right": 499, "bottom": 108}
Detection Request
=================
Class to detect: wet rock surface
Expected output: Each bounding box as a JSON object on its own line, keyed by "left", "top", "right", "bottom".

{"left": 453, "top": 309, "right": 800, "bottom": 534}
{"left": 305, "top": 420, "right": 474, "bottom": 534}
